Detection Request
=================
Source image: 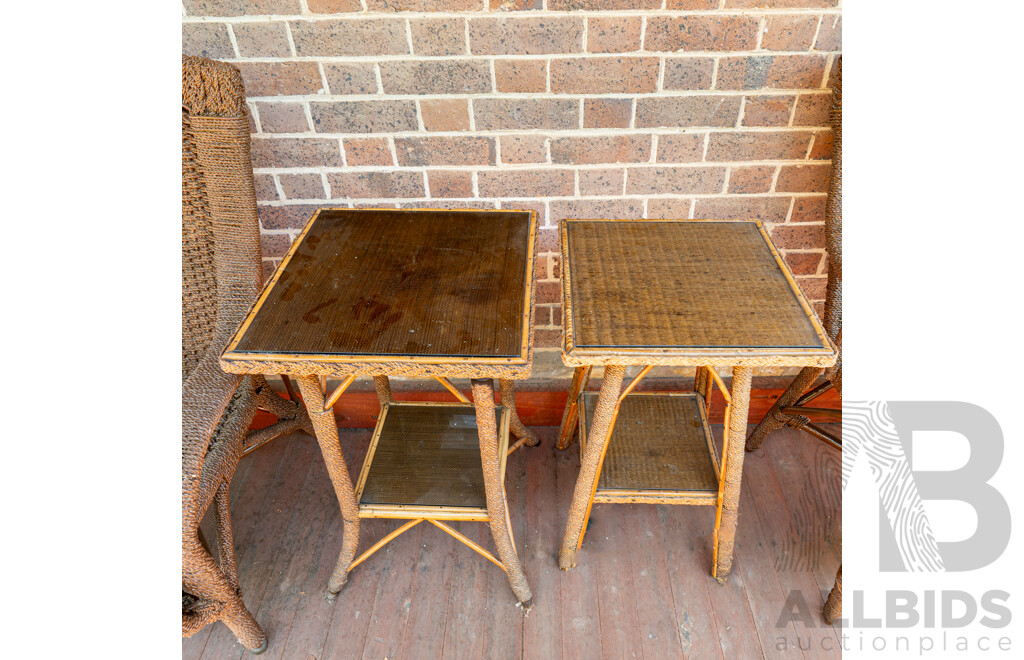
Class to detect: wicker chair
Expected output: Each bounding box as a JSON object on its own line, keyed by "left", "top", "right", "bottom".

{"left": 745, "top": 58, "right": 842, "bottom": 623}
{"left": 182, "top": 56, "right": 312, "bottom": 653}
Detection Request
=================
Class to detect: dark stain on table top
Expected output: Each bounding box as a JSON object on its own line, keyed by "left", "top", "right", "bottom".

{"left": 233, "top": 209, "right": 533, "bottom": 358}
{"left": 564, "top": 220, "right": 824, "bottom": 350}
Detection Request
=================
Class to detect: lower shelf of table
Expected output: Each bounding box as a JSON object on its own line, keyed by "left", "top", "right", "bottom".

{"left": 580, "top": 391, "right": 721, "bottom": 505}
{"left": 355, "top": 401, "right": 510, "bottom": 521}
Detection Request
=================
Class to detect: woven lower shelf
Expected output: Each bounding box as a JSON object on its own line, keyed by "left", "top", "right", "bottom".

{"left": 580, "top": 391, "right": 720, "bottom": 505}
{"left": 355, "top": 401, "right": 510, "bottom": 521}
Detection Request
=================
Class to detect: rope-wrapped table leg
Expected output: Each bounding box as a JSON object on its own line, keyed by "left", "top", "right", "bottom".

{"left": 296, "top": 376, "right": 361, "bottom": 601}
{"left": 559, "top": 365, "right": 625, "bottom": 570}
{"left": 500, "top": 378, "right": 540, "bottom": 447}
{"left": 373, "top": 375, "right": 394, "bottom": 405}
{"left": 745, "top": 365, "right": 823, "bottom": 451}
{"left": 824, "top": 565, "right": 842, "bottom": 623}
{"left": 713, "top": 365, "right": 753, "bottom": 582}
{"left": 471, "top": 378, "right": 533, "bottom": 608}
{"left": 556, "top": 366, "right": 591, "bottom": 450}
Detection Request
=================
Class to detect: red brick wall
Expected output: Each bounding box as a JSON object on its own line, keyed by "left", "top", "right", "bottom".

{"left": 183, "top": 1, "right": 840, "bottom": 349}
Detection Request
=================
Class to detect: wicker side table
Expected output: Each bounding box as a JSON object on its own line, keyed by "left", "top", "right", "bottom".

{"left": 555, "top": 219, "right": 837, "bottom": 581}
{"left": 221, "top": 208, "right": 539, "bottom": 607}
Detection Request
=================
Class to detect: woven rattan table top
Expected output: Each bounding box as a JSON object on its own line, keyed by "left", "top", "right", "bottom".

{"left": 560, "top": 219, "right": 836, "bottom": 368}
{"left": 221, "top": 208, "right": 537, "bottom": 377}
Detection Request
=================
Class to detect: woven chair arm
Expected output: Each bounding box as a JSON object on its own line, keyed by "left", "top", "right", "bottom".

{"left": 183, "top": 351, "right": 243, "bottom": 479}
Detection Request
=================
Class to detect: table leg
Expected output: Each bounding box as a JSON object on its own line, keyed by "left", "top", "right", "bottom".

{"left": 713, "top": 366, "right": 753, "bottom": 582}
{"left": 372, "top": 375, "right": 394, "bottom": 405}
{"left": 295, "top": 375, "right": 361, "bottom": 601}
{"left": 471, "top": 378, "right": 533, "bottom": 608}
{"left": 558, "top": 365, "right": 626, "bottom": 570}
{"left": 556, "top": 366, "right": 592, "bottom": 450}
{"left": 500, "top": 378, "right": 540, "bottom": 447}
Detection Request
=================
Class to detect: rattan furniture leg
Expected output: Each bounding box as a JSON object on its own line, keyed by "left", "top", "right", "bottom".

{"left": 500, "top": 378, "right": 541, "bottom": 449}
{"left": 556, "top": 366, "right": 592, "bottom": 450}
{"left": 559, "top": 365, "right": 626, "bottom": 570}
{"left": 373, "top": 375, "right": 394, "bottom": 405}
{"left": 712, "top": 366, "right": 753, "bottom": 582}
{"left": 745, "top": 366, "right": 824, "bottom": 452}
{"left": 824, "top": 565, "right": 842, "bottom": 623}
{"left": 296, "top": 375, "right": 361, "bottom": 601}
{"left": 471, "top": 378, "right": 534, "bottom": 607}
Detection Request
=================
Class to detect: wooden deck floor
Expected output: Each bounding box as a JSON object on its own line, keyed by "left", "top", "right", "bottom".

{"left": 183, "top": 424, "right": 841, "bottom": 660}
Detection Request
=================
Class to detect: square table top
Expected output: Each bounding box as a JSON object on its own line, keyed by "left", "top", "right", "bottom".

{"left": 220, "top": 208, "right": 537, "bottom": 378}
{"left": 560, "top": 219, "right": 836, "bottom": 368}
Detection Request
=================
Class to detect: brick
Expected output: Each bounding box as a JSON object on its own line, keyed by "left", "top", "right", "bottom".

{"left": 792, "top": 93, "right": 831, "bottom": 126}
{"left": 491, "top": 0, "right": 543, "bottom": 9}
{"left": 232, "top": 22, "right": 291, "bottom": 58}
{"left": 694, "top": 196, "right": 791, "bottom": 223}
{"left": 550, "top": 135, "right": 651, "bottom": 165}
{"left": 236, "top": 63, "right": 323, "bottom": 96}
{"left": 579, "top": 168, "right": 625, "bottom": 196}
{"left": 428, "top": 170, "right": 475, "bottom": 198}
{"left": 469, "top": 17, "right": 583, "bottom": 55}
{"left": 583, "top": 98, "right": 632, "bottom": 128}
{"left": 183, "top": 0, "right": 300, "bottom": 16}
{"left": 502, "top": 200, "right": 547, "bottom": 226}
{"left": 717, "top": 55, "right": 829, "bottom": 90}
{"left": 725, "top": 0, "right": 838, "bottom": 6}
{"left": 645, "top": 16, "right": 759, "bottom": 52}
{"left": 729, "top": 166, "right": 775, "bottom": 194}
{"left": 794, "top": 276, "right": 826, "bottom": 301}
{"left": 474, "top": 98, "right": 578, "bottom": 130}
{"left": 587, "top": 16, "right": 641, "bottom": 53}
{"left": 343, "top": 137, "right": 394, "bottom": 166}
{"left": 548, "top": 0, "right": 660, "bottom": 8}
{"left": 533, "top": 305, "right": 551, "bottom": 326}
{"left": 809, "top": 131, "right": 833, "bottom": 160}
{"left": 742, "top": 95, "right": 795, "bottom": 127}
{"left": 783, "top": 252, "right": 821, "bottom": 276}
{"left": 410, "top": 18, "right": 467, "bottom": 56}
{"left": 815, "top": 15, "right": 842, "bottom": 51}
{"left": 537, "top": 227, "right": 559, "bottom": 251}
{"left": 380, "top": 61, "right": 491, "bottom": 94}
{"left": 494, "top": 60, "right": 547, "bottom": 93}
{"left": 770, "top": 224, "right": 825, "bottom": 250}
{"left": 262, "top": 259, "right": 279, "bottom": 283}
{"left": 776, "top": 164, "right": 830, "bottom": 192}
{"left": 705, "top": 131, "right": 813, "bottom": 161}
{"left": 500, "top": 135, "right": 548, "bottom": 164}
{"left": 182, "top": 22, "right": 233, "bottom": 59}
{"left": 279, "top": 173, "right": 326, "bottom": 200}
{"left": 290, "top": 20, "right": 408, "bottom": 57}
{"left": 627, "top": 167, "right": 725, "bottom": 195}
{"left": 478, "top": 169, "right": 574, "bottom": 198}
{"left": 260, "top": 233, "right": 292, "bottom": 258}
{"left": 327, "top": 171, "right": 425, "bottom": 199}
{"left": 551, "top": 57, "right": 659, "bottom": 94}
{"left": 255, "top": 102, "right": 309, "bottom": 133}
{"left": 665, "top": 0, "right": 718, "bottom": 8}
{"left": 366, "top": 0, "right": 481, "bottom": 9}
{"left": 400, "top": 201, "right": 497, "bottom": 212}
{"left": 549, "top": 198, "right": 645, "bottom": 223}
{"left": 647, "top": 198, "right": 694, "bottom": 219}
{"left": 656, "top": 133, "right": 705, "bottom": 163}
{"left": 635, "top": 96, "right": 742, "bottom": 128}
{"left": 762, "top": 15, "right": 819, "bottom": 51}
{"left": 420, "top": 99, "right": 471, "bottom": 132}
{"left": 790, "top": 196, "right": 825, "bottom": 222}
{"left": 535, "top": 329, "right": 561, "bottom": 348}
{"left": 254, "top": 174, "right": 279, "bottom": 201}
{"left": 550, "top": 255, "right": 561, "bottom": 278}
{"left": 251, "top": 137, "right": 342, "bottom": 168}
{"left": 307, "top": 0, "right": 362, "bottom": 11}
{"left": 395, "top": 137, "right": 496, "bottom": 166}
{"left": 323, "top": 64, "right": 378, "bottom": 95}
{"left": 663, "top": 58, "right": 715, "bottom": 90}
{"left": 258, "top": 204, "right": 321, "bottom": 230}
{"left": 535, "top": 255, "right": 553, "bottom": 280}
{"left": 536, "top": 282, "right": 562, "bottom": 304}
{"left": 310, "top": 101, "right": 418, "bottom": 133}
